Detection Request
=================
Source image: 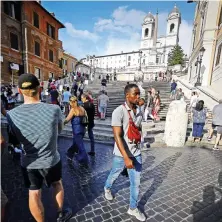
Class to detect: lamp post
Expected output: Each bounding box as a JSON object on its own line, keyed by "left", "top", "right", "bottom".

{"left": 195, "top": 46, "right": 205, "bottom": 87}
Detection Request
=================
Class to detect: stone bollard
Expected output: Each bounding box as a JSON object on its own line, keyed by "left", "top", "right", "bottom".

{"left": 164, "top": 100, "right": 188, "bottom": 147}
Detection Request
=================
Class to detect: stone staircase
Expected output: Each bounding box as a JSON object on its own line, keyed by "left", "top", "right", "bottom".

{"left": 2, "top": 80, "right": 220, "bottom": 148}
{"left": 86, "top": 81, "right": 172, "bottom": 120}
{"left": 61, "top": 81, "right": 220, "bottom": 148}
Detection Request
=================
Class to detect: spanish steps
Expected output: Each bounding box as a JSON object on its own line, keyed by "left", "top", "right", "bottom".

{"left": 60, "top": 80, "right": 219, "bottom": 149}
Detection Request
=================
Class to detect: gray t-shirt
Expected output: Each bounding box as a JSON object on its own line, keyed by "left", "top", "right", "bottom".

{"left": 98, "top": 94, "right": 109, "bottom": 107}
{"left": 7, "top": 103, "right": 63, "bottom": 169}
{"left": 212, "top": 104, "right": 222, "bottom": 126}
{"left": 111, "top": 103, "right": 143, "bottom": 157}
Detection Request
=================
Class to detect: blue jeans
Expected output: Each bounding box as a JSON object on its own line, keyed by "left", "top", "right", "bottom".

{"left": 104, "top": 155, "right": 142, "bottom": 209}
{"left": 88, "top": 127, "right": 95, "bottom": 152}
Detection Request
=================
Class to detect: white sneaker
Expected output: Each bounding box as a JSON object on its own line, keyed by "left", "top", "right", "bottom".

{"left": 127, "top": 208, "right": 146, "bottom": 221}
{"left": 104, "top": 188, "right": 114, "bottom": 201}
{"left": 213, "top": 146, "right": 219, "bottom": 150}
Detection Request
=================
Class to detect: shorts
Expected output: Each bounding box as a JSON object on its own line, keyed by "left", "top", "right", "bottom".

{"left": 171, "top": 90, "right": 176, "bottom": 95}
{"left": 21, "top": 160, "right": 62, "bottom": 190}
{"left": 99, "top": 105, "right": 107, "bottom": 114}
{"left": 212, "top": 124, "right": 222, "bottom": 134}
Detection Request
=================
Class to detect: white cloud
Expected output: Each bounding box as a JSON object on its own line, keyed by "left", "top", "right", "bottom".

{"left": 104, "top": 33, "right": 141, "bottom": 55}
{"left": 179, "top": 20, "right": 193, "bottom": 56}
{"left": 94, "top": 6, "right": 146, "bottom": 35}
{"left": 112, "top": 6, "right": 146, "bottom": 29}
{"left": 94, "top": 18, "right": 133, "bottom": 34}
{"left": 61, "top": 6, "right": 193, "bottom": 59}
{"left": 64, "top": 22, "right": 99, "bottom": 42}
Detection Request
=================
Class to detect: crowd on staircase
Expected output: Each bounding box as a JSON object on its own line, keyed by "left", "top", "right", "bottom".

{"left": 1, "top": 72, "right": 222, "bottom": 222}
{"left": 170, "top": 79, "right": 222, "bottom": 150}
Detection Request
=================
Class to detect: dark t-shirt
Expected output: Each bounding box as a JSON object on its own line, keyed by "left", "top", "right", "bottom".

{"left": 83, "top": 101, "right": 95, "bottom": 128}
{"left": 171, "top": 82, "right": 177, "bottom": 91}
{"left": 50, "top": 89, "right": 59, "bottom": 102}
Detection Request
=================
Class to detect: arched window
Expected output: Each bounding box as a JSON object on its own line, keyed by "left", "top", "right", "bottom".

{"left": 144, "top": 28, "right": 149, "bottom": 37}
{"left": 170, "top": 23, "right": 175, "bottom": 33}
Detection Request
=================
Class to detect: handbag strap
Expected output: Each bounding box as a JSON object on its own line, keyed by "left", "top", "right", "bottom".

{"left": 122, "top": 104, "right": 133, "bottom": 121}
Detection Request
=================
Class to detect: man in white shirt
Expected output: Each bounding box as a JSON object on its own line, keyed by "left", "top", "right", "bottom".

{"left": 104, "top": 84, "right": 145, "bottom": 221}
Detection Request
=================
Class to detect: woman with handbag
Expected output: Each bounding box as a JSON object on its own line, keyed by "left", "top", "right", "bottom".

{"left": 64, "top": 96, "right": 88, "bottom": 164}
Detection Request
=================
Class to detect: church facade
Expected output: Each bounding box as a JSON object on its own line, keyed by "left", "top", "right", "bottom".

{"left": 81, "top": 5, "right": 181, "bottom": 80}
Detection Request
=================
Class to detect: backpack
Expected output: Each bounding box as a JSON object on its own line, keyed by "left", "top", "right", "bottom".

{"left": 123, "top": 104, "right": 141, "bottom": 144}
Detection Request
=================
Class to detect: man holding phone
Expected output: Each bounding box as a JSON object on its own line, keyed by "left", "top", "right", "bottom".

{"left": 104, "top": 84, "right": 145, "bottom": 221}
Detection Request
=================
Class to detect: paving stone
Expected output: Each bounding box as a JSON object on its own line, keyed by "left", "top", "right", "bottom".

{"left": 92, "top": 215, "right": 103, "bottom": 222}
{"left": 2, "top": 139, "right": 222, "bottom": 222}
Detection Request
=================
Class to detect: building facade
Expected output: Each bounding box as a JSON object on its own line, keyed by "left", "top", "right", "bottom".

{"left": 187, "top": 0, "right": 222, "bottom": 95}
{"left": 1, "top": 1, "right": 65, "bottom": 84}
{"left": 62, "top": 52, "right": 78, "bottom": 76}
{"left": 1, "top": 1, "right": 23, "bottom": 84}
{"left": 81, "top": 5, "right": 181, "bottom": 80}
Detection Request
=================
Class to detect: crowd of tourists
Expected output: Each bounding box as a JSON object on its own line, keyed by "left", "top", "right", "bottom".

{"left": 170, "top": 79, "right": 222, "bottom": 150}
{"left": 1, "top": 84, "right": 20, "bottom": 110}
{"left": 1, "top": 72, "right": 221, "bottom": 222}
{"left": 0, "top": 74, "right": 147, "bottom": 222}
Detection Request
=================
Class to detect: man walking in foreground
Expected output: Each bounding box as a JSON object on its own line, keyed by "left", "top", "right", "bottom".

{"left": 104, "top": 84, "right": 145, "bottom": 221}
{"left": 6, "top": 74, "right": 72, "bottom": 222}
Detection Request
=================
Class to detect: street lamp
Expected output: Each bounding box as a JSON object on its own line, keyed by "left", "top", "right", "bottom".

{"left": 195, "top": 46, "right": 205, "bottom": 87}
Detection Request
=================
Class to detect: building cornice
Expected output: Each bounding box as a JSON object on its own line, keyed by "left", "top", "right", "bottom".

{"left": 33, "top": 1, "right": 65, "bottom": 28}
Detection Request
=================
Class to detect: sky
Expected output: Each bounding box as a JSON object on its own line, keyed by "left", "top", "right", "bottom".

{"left": 42, "top": 1, "right": 196, "bottom": 60}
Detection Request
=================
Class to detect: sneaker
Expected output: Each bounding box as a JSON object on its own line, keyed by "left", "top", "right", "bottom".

{"left": 127, "top": 208, "right": 146, "bottom": 221}
{"left": 104, "top": 188, "right": 114, "bottom": 201}
{"left": 207, "top": 136, "right": 212, "bottom": 141}
{"left": 213, "top": 146, "right": 219, "bottom": 150}
{"left": 57, "top": 208, "right": 72, "bottom": 222}
{"left": 88, "top": 151, "right": 95, "bottom": 156}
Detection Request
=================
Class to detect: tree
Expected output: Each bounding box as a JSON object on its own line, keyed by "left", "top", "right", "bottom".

{"left": 168, "top": 44, "right": 185, "bottom": 66}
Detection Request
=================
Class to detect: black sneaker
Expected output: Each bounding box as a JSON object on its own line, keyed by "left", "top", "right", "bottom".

{"left": 57, "top": 208, "right": 72, "bottom": 222}
{"left": 88, "top": 151, "right": 95, "bottom": 156}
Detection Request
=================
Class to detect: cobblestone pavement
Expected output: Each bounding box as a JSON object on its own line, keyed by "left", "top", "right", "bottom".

{"left": 2, "top": 137, "right": 222, "bottom": 222}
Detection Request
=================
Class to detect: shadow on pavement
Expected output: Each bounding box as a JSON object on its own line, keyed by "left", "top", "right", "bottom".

{"left": 138, "top": 152, "right": 182, "bottom": 212}
{"left": 191, "top": 171, "right": 222, "bottom": 222}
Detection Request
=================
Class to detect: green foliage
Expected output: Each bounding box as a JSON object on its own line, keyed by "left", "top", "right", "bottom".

{"left": 168, "top": 45, "right": 185, "bottom": 66}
